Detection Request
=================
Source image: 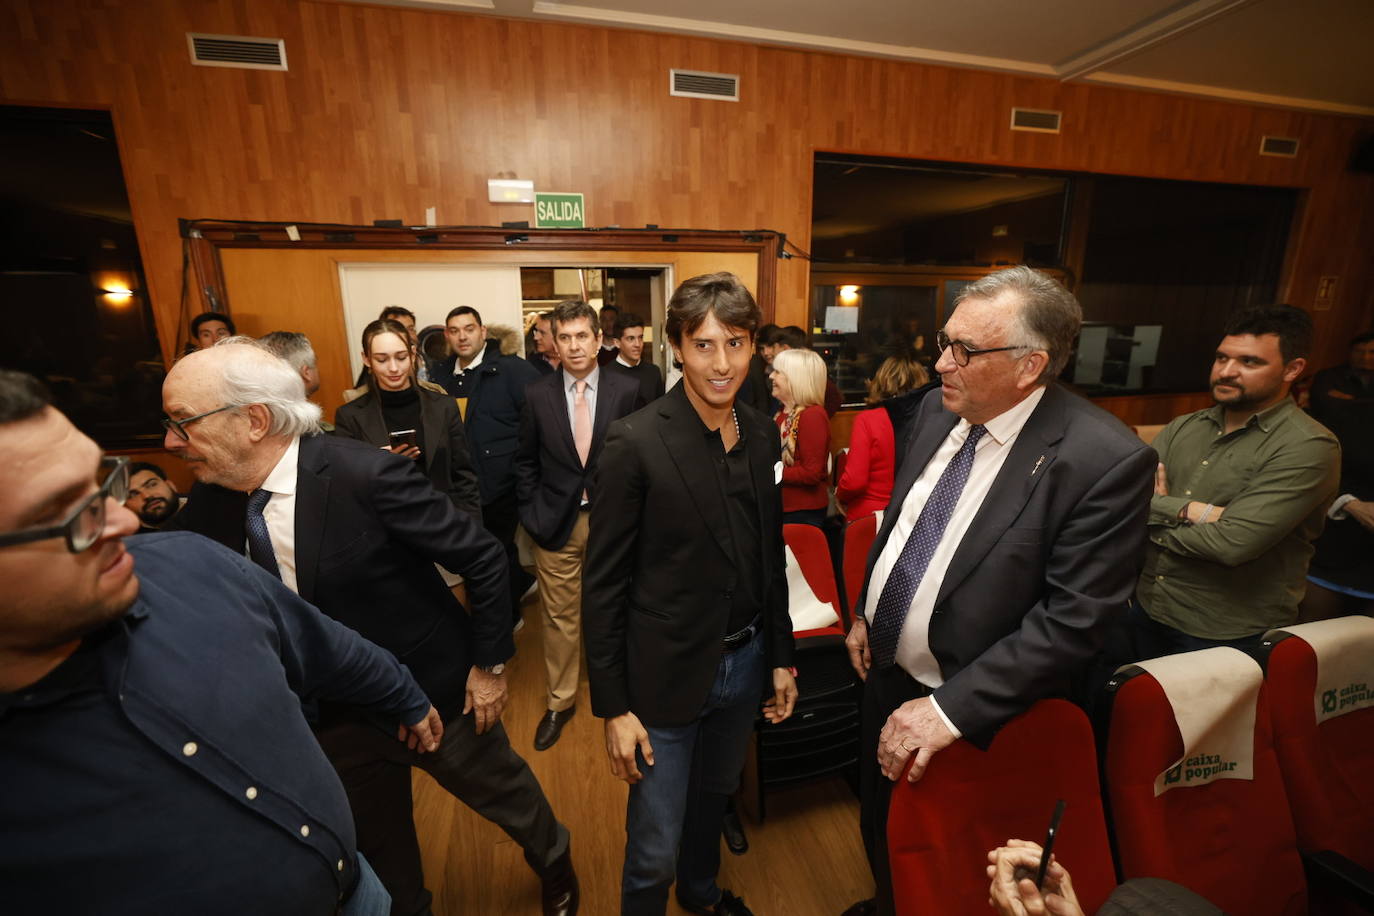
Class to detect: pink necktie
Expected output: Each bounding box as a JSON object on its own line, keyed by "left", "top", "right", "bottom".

{"left": 574, "top": 380, "right": 592, "bottom": 466}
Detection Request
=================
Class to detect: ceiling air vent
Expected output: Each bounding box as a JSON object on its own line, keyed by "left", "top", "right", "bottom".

{"left": 1259, "top": 135, "right": 1300, "bottom": 158}
{"left": 187, "top": 33, "right": 288, "bottom": 71}
{"left": 1010, "top": 108, "right": 1062, "bottom": 134}
{"left": 670, "top": 69, "right": 739, "bottom": 102}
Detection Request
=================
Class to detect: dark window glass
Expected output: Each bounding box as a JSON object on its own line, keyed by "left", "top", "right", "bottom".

{"left": 0, "top": 106, "right": 163, "bottom": 448}
{"left": 810, "top": 155, "right": 1297, "bottom": 400}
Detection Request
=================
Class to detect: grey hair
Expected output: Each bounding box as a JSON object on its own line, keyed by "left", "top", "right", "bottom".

{"left": 258, "top": 330, "right": 318, "bottom": 374}
{"left": 212, "top": 336, "right": 322, "bottom": 436}
{"left": 955, "top": 266, "right": 1082, "bottom": 382}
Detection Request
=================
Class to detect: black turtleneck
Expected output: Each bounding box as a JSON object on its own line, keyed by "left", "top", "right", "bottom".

{"left": 377, "top": 385, "right": 425, "bottom": 455}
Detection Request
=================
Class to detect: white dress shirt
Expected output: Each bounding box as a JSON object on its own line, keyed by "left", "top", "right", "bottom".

{"left": 862, "top": 386, "right": 1046, "bottom": 735}
{"left": 257, "top": 436, "right": 301, "bottom": 594}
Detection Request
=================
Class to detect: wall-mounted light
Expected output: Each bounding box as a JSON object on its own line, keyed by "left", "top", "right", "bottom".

{"left": 838, "top": 284, "right": 861, "bottom": 306}
{"left": 103, "top": 286, "right": 135, "bottom": 300}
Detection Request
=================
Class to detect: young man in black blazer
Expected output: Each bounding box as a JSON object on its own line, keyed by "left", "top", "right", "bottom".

{"left": 605, "top": 312, "right": 667, "bottom": 407}
{"left": 515, "top": 299, "right": 641, "bottom": 751}
{"left": 584, "top": 273, "right": 798, "bottom": 916}
{"left": 161, "top": 339, "right": 578, "bottom": 916}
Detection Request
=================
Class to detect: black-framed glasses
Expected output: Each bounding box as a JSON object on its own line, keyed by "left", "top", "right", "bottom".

{"left": 0, "top": 456, "right": 130, "bottom": 554}
{"left": 936, "top": 330, "right": 1032, "bottom": 367}
{"left": 161, "top": 404, "right": 236, "bottom": 442}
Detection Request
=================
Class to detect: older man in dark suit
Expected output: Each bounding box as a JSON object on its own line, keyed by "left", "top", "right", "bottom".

{"left": 161, "top": 339, "right": 578, "bottom": 916}
{"left": 585, "top": 273, "right": 798, "bottom": 916}
{"left": 515, "top": 299, "right": 641, "bottom": 751}
{"left": 841, "top": 267, "right": 1156, "bottom": 916}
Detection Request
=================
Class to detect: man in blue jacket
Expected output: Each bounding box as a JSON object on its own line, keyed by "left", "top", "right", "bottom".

{"left": 433, "top": 305, "right": 541, "bottom": 622}
{"left": 0, "top": 369, "right": 440, "bottom": 915}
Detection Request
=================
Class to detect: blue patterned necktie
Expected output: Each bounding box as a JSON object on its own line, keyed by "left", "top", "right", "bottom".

{"left": 867, "top": 424, "right": 987, "bottom": 669}
{"left": 246, "top": 488, "right": 281, "bottom": 580}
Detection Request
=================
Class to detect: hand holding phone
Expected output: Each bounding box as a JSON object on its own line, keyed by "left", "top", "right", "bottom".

{"left": 1012, "top": 799, "right": 1065, "bottom": 888}
{"left": 387, "top": 429, "right": 421, "bottom": 460}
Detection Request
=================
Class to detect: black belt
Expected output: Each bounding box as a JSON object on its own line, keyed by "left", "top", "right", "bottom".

{"left": 722, "top": 617, "right": 760, "bottom": 652}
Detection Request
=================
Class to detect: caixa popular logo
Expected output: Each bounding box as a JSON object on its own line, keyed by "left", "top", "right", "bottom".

{"left": 1164, "top": 763, "right": 1183, "bottom": 785}
{"left": 1322, "top": 689, "right": 1339, "bottom": 714}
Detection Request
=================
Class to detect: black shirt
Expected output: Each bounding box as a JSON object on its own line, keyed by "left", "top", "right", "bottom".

{"left": 377, "top": 384, "right": 426, "bottom": 454}
{"left": 704, "top": 414, "right": 765, "bottom": 635}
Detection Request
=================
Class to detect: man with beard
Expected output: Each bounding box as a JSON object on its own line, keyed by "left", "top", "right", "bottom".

{"left": 125, "top": 461, "right": 185, "bottom": 530}
{"left": 0, "top": 369, "right": 442, "bottom": 915}
{"left": 1131, "top": 305, "right": 1340, "bottom": 659}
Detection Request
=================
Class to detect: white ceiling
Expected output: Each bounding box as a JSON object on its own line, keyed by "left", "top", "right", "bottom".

{"left": 347, "top": 0, "right": 1374, "bottom": 116}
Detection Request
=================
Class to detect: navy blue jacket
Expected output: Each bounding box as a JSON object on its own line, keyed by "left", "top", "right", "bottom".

{"left": 432, "top": 338, "right": 540, "bottom": 504}
{"left": 0, "top": 533, "right": 431, "bottom": 914}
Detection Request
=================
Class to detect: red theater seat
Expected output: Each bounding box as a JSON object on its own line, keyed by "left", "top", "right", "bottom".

{"left": 887, "top": 699, "right": 1116, "bottom": 916}
{"left": 1266, "top": 625, "right": 1374, "bottom": 869}
{"left": 1105, "top": 665, "right": 1306, "bottom": 915}
{"left": 841, "top": 513, "right": 877, "bottom": 618}
{"left": 783, "top": 523, "right": 846, "bottom": 638}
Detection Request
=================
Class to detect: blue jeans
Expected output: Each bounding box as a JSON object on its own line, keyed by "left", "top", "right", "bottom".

{"left": 340, "top": 853, "right": 391, "bottom": 916}
{"left": 621, "top": 634, "right": 765, "bottom": 915}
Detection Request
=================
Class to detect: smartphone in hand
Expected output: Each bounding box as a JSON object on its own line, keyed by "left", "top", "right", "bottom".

{"left": 1013, "top": 799, "right": 1066, "bottom": 889}
{"left": 389, "top": 428, "right": 418, "bottom": 449}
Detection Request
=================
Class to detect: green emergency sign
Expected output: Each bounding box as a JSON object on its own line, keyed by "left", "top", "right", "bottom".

{"left": 534, "top": 193, "right": 585, "bottom": 228}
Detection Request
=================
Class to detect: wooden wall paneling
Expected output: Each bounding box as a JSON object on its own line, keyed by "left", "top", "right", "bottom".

{"left": 3, "top": 0, "right": 1373, "bottom": 394}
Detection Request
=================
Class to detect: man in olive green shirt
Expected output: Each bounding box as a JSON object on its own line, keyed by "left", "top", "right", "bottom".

{"left": 1133, "top": 305, "right": 1340, "bottom": 659}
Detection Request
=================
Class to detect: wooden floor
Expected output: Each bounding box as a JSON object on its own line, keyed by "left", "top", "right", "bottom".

{"left": 412, "top": 591, "right": 875, "bottom": 915}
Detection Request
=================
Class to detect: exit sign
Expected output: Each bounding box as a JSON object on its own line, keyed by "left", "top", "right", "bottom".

{"left": 535, "top": 192, "right": 585, "bottom": 228}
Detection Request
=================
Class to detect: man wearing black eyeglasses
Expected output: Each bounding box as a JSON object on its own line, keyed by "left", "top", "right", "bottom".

{"left": 840, "top": 267, "right": 1155, "bottom": 916}
{"left": 161, "top": 339, "right": 578, "bottom": 916}
{"left": 0, "top": 369, "right": 444, "bottom": 915}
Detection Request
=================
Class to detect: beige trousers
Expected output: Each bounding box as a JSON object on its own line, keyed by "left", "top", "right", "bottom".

{"left": 532, "top": 510, "right": 589, "bottom": 712}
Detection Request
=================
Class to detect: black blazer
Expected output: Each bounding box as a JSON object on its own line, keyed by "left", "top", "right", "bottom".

{"left": 605, "top": 360, "right": 666, "bottom": 408}
{"left": 583, "top": 384, "right": 796, "bottom": 726}
{"left": 167, "top": 433, "right": 513, "bottom": 720}
{"left": 515, "top": 367, "right": 642, "bottom": 551}
{"left": 431, "top": 339, "right": 540, "bottom": 505}
{"left": 856, "top": 384, "right": 1156, "bottom": 747}
{"left": 333, "top": 384, "right": 482, "bottom": 521}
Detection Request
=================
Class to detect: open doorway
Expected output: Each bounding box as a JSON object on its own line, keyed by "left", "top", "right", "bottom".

{"left": 519, "top": 266, "right": 669, "bottom": 373}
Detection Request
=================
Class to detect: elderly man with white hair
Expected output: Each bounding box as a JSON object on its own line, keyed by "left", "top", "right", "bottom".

{"left": 162, "top": 338, "right": 579, "bottom": 916}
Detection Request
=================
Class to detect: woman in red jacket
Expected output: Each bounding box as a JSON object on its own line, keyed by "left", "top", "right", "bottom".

{"left": 836, "top": 354, "right": 929, "bottom": 520}
{"left": 772, "top": 348, "right": 832, "bottom": 527}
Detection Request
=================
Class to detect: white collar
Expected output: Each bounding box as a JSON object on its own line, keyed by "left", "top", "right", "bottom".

{"left": 260, "top": 436, "right": 301, "bottom": 496}
{"left": 457, "top": 344, "right": 486, "bottom": 374}
{"left": 565, "top": 365, "right": 599, "bottom": 392}
{"left": 962, "top": 385, "right": 1047, "bottom": 445}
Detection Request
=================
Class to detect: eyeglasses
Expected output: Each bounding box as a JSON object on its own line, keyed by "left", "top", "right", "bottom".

{"left": 936, "top": 330, "right": 1033, "bottom": 367}
{"left": 161, "top": 404, "right": 236, "bottom": 442}
{"left": 0, "top": 456, "right": 130, "bottom": 554}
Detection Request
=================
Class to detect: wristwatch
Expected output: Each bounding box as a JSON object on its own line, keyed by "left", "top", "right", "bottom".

{"left": 479, "top": 663, "right": 506, "bottom": 675}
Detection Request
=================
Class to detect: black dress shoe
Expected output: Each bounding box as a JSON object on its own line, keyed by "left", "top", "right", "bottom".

{"left": 721, "top": 805, "right": 749, "bottom": 855}
{"left": 676, "top": 888, "right": 754, "bottom": 915}
{"left": 840, "top": 898, "right": 877, "bottom": 916}
{"left": 540, "top": 848, "right": 578, "bottom": 916}
{"left": 534, "top": 706, "right": 575, "bottom": 751}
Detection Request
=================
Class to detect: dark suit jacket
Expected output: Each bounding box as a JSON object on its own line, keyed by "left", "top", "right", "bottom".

{"left": 605, "top": 359, "right": 665, "bottom": 408}
{"left": 857, "top": 384, "right": 1155, "bottom": 747}
{"left": 583, "top": 384, "right": 796, "bottom": 726}
{"left": 431, "top": 339, "right": 540, "bottom": 505}
{"left": 515, "top": 367, "right": 642, "bottom": 551}
{"left": 168, "top": 433, "right": 513, "bottom": 720}
{"left": 333, "top": 384, "right": 482, "bottom": 521}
